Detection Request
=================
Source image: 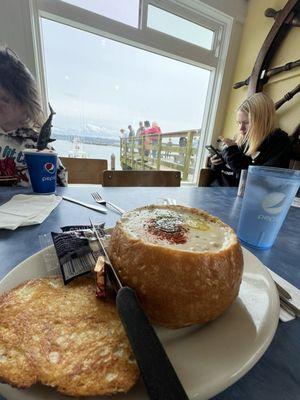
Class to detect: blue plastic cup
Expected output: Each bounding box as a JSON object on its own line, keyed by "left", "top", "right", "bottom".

{"left": 24, "top": 150, "right": 57, "bottom": 194}
{"left": 237, "top": 166, "right": 300, "bottom": 249}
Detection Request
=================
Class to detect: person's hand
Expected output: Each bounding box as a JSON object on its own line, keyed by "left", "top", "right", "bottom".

{"left": 218, "top": 137, "right": 236, "bottom": 147}
{"left": 210, "top": 154, "right": 223, "bottom": 166}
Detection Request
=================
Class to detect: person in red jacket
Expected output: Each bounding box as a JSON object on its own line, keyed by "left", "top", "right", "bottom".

{"left": 144, "top": 121, "right": 161, "bottom": 159}
{"left": 210, "top": 92, "right": 291, "bottom": 186}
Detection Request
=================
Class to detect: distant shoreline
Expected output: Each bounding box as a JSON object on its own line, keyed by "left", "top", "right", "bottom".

{"left": 55, "top": 139, "right": 121, "bottom": 169}
{"left": 53, "top": 134, "right": 120, "bottom": 147}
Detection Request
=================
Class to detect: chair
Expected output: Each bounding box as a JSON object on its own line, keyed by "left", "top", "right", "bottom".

{"left": 198, "top": 168, "right": 215, "bottom": 186}
{"left": 102, "top": 170, "right": 181, "bottom": 187}
{"left": 198, "top": 156, "right": 215, "bottom": 186}
{"left": 289, "top": 126, "right": 300, "bottom": 170}
{"left": 60, "top": 157, "right": 108, "bottom": 184}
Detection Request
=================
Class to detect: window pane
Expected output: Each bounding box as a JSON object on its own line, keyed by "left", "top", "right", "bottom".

{"left": 147, "top": 5, "right": 214, "bottom": 50}
{"left": 41, "top": 18, "right": 210, "bottom": 182}
{"left": 61, "top": 0, "right": 140, "bottom": 28}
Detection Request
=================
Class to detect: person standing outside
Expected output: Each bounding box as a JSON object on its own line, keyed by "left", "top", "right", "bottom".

{"left": 142, "top": 120, "right": 151, "bottom": 157}
{"left": 128, "top": 125, "right": 135, "bottom": 138}
{"left": 136, "top": 121, "right": 145, "bottom": 156}
{"left": 144, "top": 121, "right": 161, "bottom": 160}
{"left": 136, "top": 121, "right": 145, "bottom": 137}
{"left": 120, "top": 128, "right": 127, "bottom": 138}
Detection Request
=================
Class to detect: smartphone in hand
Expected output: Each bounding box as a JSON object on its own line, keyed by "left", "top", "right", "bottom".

{"left": 205, "top": 145, "right": 221, "bottom": 158}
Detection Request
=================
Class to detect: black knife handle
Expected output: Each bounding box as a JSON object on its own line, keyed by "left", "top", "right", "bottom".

{"left": 116, "top": 286, "right": 189, "bottom": 400}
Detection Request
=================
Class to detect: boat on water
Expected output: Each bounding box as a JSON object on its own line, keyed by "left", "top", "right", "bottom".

{"left": 68, "top": 137, "right": 88, "bottom": 158}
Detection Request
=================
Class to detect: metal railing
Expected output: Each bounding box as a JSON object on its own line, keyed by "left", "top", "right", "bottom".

{"left": 120, "top": 130, "right": 200, "bottom": 182}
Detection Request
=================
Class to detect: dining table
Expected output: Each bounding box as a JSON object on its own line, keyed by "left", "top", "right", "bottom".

{"left": 0, "top": 185, "right": 299, "bottom": 400}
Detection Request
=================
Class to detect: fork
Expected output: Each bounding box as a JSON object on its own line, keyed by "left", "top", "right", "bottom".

{"left": 163, "top": 198, "right": 177, "bottom": 205}
{"left": 91, "top": 192, "right": 125, "bottom": 215}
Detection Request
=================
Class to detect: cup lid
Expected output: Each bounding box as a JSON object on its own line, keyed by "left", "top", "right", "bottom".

{"left": 248, "top": 165, "right": 300, "bottom": 181}
{"left": 23, "top": 149, "right": 57, "bottom": 156}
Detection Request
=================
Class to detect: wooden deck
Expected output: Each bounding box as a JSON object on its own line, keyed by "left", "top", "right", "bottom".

{"left": 120, "top": 130, "right": 200, "bottom": 182}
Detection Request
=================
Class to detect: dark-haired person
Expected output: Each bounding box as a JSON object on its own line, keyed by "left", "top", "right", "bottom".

{"left": 0, "top": 46, "right": 67, "bottom": 186}
{"left": 210, "top": 92, "right": 291, "bottom": 186}
{"left": 128, "top": 125, "right": 135, "bottom": 138}
{"left": 136, "top": 121, "right": 144, "bottom": 156}
{"left": 141, "top": 120, "right": 151, "bottom": 157}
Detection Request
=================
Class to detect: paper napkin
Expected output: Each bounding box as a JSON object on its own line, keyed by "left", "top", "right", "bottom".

{"left": 0, "top": 194, "right": 62, "bottom": 230}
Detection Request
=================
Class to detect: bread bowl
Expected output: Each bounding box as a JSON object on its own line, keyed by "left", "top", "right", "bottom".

{"left": 108, "top": 205, "right": 243, "bottom": 328}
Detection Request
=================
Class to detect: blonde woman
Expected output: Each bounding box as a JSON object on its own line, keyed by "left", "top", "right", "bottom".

{"left": 0, "top": 46, "right": 67, "bottom": 186}
{"left": 210, "top": 92, "right": 291, "bottom": 186}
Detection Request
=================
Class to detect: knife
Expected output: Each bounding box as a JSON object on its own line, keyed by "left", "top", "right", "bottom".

{"left": 89, "top": 218, "right": 189, "bottom": 400}
{"left": 62, "top": 196, "right": 107, "bottom": 213}
{"left": 265, "top": 266, "right": 292, "bottom": 300}
{"left": 275, "top": 282, "right": 292, "bottom": 301}
{"left": 279, "top": 294, "right": 300, "bottom": 318}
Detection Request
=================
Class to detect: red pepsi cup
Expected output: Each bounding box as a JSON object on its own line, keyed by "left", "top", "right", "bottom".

{"left": 24, "top": 150, "right": 57, "bottom": 194}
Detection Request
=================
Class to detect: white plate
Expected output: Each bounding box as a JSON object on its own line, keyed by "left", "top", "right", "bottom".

{"left": 0, "top": 247, "right": 279, "bottom": 400}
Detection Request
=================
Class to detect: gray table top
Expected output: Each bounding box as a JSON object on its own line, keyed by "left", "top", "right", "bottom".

{"left": 0, "top": 186, "right": 299, "bottom": 400}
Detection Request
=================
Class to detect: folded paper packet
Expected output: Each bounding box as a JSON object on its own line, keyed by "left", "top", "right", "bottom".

{"left": 0, "top": 194, "right": 62, "bottom": 230}
{"left": 51, "top": 223, "right": 105, "bottom": 285}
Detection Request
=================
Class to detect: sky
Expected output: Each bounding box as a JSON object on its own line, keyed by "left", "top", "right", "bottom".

{"left": 41, "top": 5, "right": 211, "bottom": 139}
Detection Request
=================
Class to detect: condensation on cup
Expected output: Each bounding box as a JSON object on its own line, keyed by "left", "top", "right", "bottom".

{"left": 237, "top": 169, "right": 248, "bottom": 197}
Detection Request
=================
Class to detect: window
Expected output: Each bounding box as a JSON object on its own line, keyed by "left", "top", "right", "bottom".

{"left": 41, "top": 18, "right": 210, "bottom": 177}
{"left": 34, "top": 0, "right": 232, "bottom": 183}
{"left": 147, "top": 5, "right": 214, "bottom": 50}
{"left": 61, "top": 0, "right": 140, "bottom": 27}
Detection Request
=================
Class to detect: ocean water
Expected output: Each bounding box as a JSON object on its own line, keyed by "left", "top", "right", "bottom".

{"left": 55, "top": 139, "right": 121, "bottom": 169}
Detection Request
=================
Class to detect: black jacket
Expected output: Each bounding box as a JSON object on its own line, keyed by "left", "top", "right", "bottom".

{"left": 211, "top": 129, "right": 291, "bottom": 186}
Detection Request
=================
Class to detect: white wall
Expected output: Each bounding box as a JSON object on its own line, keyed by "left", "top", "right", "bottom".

{"left": 201, "top": 0, "right": 248, "bottom": 22}
{"left": 0, "top": 0, "right": 37, "bottom": 77}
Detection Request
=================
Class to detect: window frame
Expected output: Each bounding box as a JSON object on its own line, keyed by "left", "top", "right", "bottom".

{"left": 144, "top": 0, "right": 220, "bottom": 52}
{"left": 30, "top": 0, "right": 233, "bottom": 185}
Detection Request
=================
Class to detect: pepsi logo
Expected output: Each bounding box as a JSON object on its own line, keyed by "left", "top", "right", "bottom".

{"left": 44, "top": 162, "right": 55, "bottom": 174}
{"left": 261, "top": 192, "right": 285, "bottom": 215}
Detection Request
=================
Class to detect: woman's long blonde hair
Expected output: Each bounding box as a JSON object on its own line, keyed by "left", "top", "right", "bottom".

{"left": 0, "top": 46, "right": 44, "bottom": 130}
{"left": 236, "top": 92, "right": 278, "bottom": 156}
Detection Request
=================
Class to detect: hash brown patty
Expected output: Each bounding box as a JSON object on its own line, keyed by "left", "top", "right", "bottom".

{"left": 0, "top": 276, "right": 139, "bottom": 396}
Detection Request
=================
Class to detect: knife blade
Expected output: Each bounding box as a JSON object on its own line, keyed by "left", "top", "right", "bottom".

{"left": 89, "top": 219, "right": 189, "bottom": 400}
{"left": 62, "top": 196, "right": 107, "bottom": 213}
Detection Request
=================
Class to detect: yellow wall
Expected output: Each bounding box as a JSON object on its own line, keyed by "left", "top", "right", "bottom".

{"left": 222, "top": 0, "right": 300, "bottom": 138}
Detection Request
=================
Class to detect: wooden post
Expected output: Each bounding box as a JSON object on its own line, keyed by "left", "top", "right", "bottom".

{"left": 156, "top": 134, "right": 162, "bottom": 170}
{"left": 120, "top": 138, "right": 123, "bottom": 168}
{"left": 130, "top": 137, "right": 134, "bottom": 168}
{"left": 124, "top": 139, "right": 128, "bottom": 167}
{"left": 182, "top": 131, "right": 194, "bottom": 181}
{"left": 141, "top": 136, "right": 145, "bottom": 169}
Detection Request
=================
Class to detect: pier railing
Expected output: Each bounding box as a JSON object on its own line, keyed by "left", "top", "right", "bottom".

{"left": 120, "top": 129, "right": 200, "bottom": 182}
